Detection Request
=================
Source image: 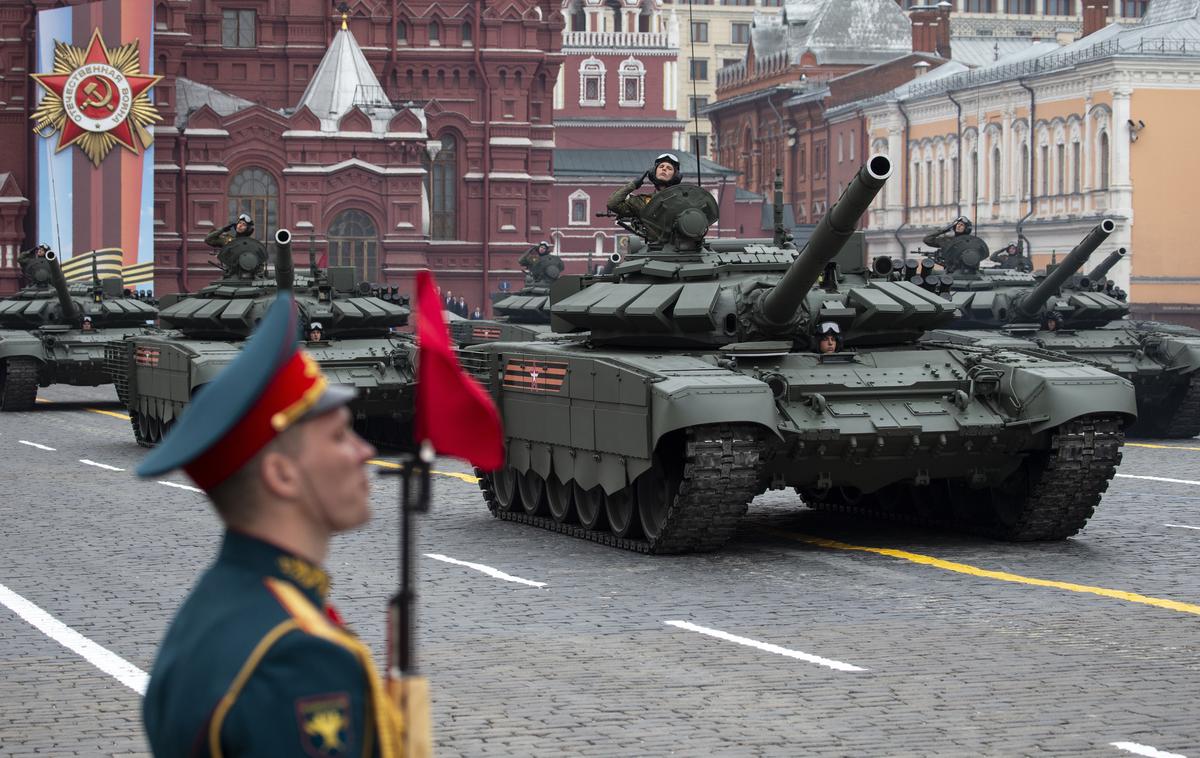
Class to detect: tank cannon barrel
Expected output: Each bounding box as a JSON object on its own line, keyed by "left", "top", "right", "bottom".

{"left": 274, "top": 228, "right": 294, "bottom": 292}
{"left": 1015, "top": 219, "right": 1115, "bottom": 320}
{"left": 47, "top": 256, "right": 78, "bottom": 323}
{"left": 1086, "top": 247, "right": 1126, "bottom": 283}
{"left": 759, "top": 155, "right": 892, "bottom": 325}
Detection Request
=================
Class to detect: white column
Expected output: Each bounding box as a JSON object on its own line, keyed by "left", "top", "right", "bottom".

{"left": 1110, "top": 85, "right": 1134, "bottom": 220}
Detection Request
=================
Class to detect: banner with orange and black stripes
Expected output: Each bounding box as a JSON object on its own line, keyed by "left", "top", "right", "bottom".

{"left": 502, "top": 358, "right": 567, "bottom": 393}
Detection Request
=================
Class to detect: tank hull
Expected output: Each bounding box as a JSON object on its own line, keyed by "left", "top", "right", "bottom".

{"left": 463, "top": 338, "right": 1135, "bottom": 553}
{"left": 449, "top": 319, "right": 551, "bottom": 346}
{"left": 106, "top": 333, "right": 416, "bottom": 449}
{"left": 1, "top": 327, "right": 155, "bottom": 410}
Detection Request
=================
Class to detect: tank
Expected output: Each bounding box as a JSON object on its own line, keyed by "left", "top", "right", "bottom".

{"left": 459, "top": 156, "right": 1136, "bottom": 554}
{"left": 448, "top": 280, "right": 556, "bottom": 346}
{"left": 105, "top": 228, "right": 417, "bottom": 448}
{"left": 0, "top": 250, "right": 158, "bottom": 410}
{"left": 916, "top": 223, "right": 1200, "bottom": 437}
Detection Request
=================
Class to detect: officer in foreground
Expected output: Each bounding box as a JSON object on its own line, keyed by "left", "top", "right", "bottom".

{"left": 607, "top": 153, "right": 683, "bottom": 220}
{"left": 138, "top": 293, "right": 403, "bottom": 757}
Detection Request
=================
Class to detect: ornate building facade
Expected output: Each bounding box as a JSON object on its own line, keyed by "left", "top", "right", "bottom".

{"left": 1, "top": 0, "right": 564, "bottom": 311}
{"left": 859, "top": 0, "right": 1200, "bottom": 323}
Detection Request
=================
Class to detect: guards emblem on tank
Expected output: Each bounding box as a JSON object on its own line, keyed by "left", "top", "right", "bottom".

{"left": 502, "top": 358, "right": 566, "bottom": 393}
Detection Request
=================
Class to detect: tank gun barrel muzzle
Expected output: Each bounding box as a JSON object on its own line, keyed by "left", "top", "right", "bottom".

{"left": 274, "top": 228, "right": 295, "bottom": 292}
{"left": 1086, "top": 247, "right": 1127, "bottom": 283}
{"left": 759, "top": 154, "right": 892, "bottom": 326}
{"left": 44, "top": 249, "right": 57, "bottom": 262}
{"left": 47, "top": 257, "right": 78, "bottom": 323}
{"left": 1016, "top": 218, "right": 1115, "bottom": 320}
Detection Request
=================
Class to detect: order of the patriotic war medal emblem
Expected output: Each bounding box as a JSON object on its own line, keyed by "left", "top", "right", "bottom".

{"left": 30, "top": 29, "right": 163, "bottom": 166}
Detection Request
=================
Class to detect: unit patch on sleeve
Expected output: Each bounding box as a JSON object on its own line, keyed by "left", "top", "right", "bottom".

{"left": 296, "top": 692, "right": 351, "bottom": 757}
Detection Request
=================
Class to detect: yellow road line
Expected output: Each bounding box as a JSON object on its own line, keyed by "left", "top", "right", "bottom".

{"left": 368, "top": 459, "right": 480, "bottom": 484}
{"left": 769, "top": 530, "right": 1200, "bottom": 617}
{"left": 89, "top": 408, "right": 131, "bottom": 420}
{"left": 1127, "top": 442, "right": 1200, "bottom": 452}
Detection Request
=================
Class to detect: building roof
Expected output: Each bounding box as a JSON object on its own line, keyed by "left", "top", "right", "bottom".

{"left": 735, "top": 186, "right": 765, "bottom": 202}
{"left": 553, "top": 149, "right": 740, "bottom": 181}
{"left": 1143, "top": 0, "right": 1200, "bottom": 24}
{"left": 950, "top": 37, "right": 1050, "bottom": 68}
{"left": 174, "top": 78, "right": 258, "bottom": 127}
{"left": 296, "top": 26, "right": 399, "bottom": 133}
{"left": 751, "top": 0, "right": 912, "bottom": 67}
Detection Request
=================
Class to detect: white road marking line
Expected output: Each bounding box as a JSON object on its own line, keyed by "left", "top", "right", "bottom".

{"left": 157, "top": 480, "right": 203, "bottom": 494}
{"left": 79, "top": 459, "right": 124, "bottom": 472}
{"left": 1164, "top": 523, "right": 1200, "bottom": 531}
{"left": 424, "top": 553, "right": 547, "bottom": 588}
{"left": 0, "top": 582, "right": 148, "bottom": 695}
{"left": 1117, "top": 474, "right": 1200, "bottom": 487}
{"left": 1111, "top": 741, "right": 1188, "bottom": 758}
{"left": 18, "top": 440, "right": 55, "bottom": 451}
{"left": 664, "top": 620, "right": 867, "bottom": 672}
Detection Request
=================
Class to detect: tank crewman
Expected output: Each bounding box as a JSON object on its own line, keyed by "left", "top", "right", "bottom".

{"left": 1042, "top": 310, "right": 1063, "bottom": 332}
{"left": 307, "top": 321, "right": 324, "bottom": 342}
{"left": 815, "top": 321, "right": 843, "bottom": 354}
{"left": 137, "top": 293, "right": 404, "bottom": 757}
{"left": 16, "top": 243, "right": 51, "bottom": 267}
{"left": 991, "top": 243, "right": 1033, "bottom": 272}
{"left": 517, "top": 241, "right": 564, "bottom": 285}
{"left": 206, "top": 213, "right": 255, "bottom": 250}
{"left": 81, "top": 316, "right": 94, "bottom": 332}
{"left": 923, "top": 215, "right": 973, "bottom": 250}
{"left": 607, "top": 153, "right": 683, "bottom": 225}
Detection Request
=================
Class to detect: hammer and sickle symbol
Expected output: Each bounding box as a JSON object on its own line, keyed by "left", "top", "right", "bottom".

{"left": 83, "top": 78, "right": 115, "bottom": 111}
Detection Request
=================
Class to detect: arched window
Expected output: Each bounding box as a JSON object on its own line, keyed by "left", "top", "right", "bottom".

{"left": 328, "top": 210, "right": 379, "bottom": 282}
{"left": 429, "top": 134, "right": 458, "bottom": 240}
{"left": 571, "top": 5, "right": 586, "bottom": 32}
{"left": 397, "top": 20, "right": 408, "bottom": 43}
{"left": 1099, "top": 132, "right": 1110, "bottom": 189}
{"left": 579, "top": 57, "right": 606, "bottom": 106}
{"left": 992, "top": 146, "right": 1002, "bottom": 201}
{"left": 155, "top": 3, "right": 168, "bottom": 30}
{"left": 227, "top": 167, "right": 278, "bottom": 243}
{"left": 461, "top": 21, "right": 472, "bottom": 45}
{"left": 617, "top": 58, "right": 645, "bottom": 107}
{"left": 429, "top": 21, "right": 440, "bottom": 45}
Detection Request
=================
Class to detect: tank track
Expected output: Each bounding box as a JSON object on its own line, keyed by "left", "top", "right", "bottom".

{"left": 805, "top": 415, "right": 1124, "bottom": 541}
{"left": 0, "top": 357, "right": 39, "bottom": 411}
{"left": 476, "top": 423, "right": 764, "bottom": 554}
{"left": 1147, "top": 373, "right": 1200, "bottom": 439}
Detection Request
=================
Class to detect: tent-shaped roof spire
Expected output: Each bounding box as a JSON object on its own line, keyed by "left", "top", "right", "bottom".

{"left": 296, "top": 15, "right": 394, "bottom": 131}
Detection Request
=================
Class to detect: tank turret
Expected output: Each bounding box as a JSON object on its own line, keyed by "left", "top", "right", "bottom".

{"left": 550, "top": 155, "right": 946, "bottom": 348}
{"left": 0, "top": 249, "right": 156, "bottom": 330}
{"left": 1013, "top": 219, "right": 1114, "bottom": 320}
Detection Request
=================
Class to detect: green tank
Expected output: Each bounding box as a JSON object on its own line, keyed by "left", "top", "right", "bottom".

{"left": 0, "top": 251, "right": 158, "bottom": 409}
{"left": 460, "top": 156, "right": 1136, "bottom": 554}
{"left": 918, "top": 223, "right": 1200, "bottom": 437}
{"left": 448, "top": 281, "right": 556, "bottom": 346}
{"left": 105, "top": 228, "right": 416, "bottom": 448}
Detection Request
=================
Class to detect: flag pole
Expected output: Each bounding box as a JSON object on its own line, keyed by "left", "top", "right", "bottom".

{"left": 386, "top": 439, "right": 434, "bottom": 757}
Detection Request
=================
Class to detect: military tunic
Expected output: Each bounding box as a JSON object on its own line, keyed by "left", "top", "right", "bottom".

{"left": 144, "top": 531, "right": 401, "bottom": 757}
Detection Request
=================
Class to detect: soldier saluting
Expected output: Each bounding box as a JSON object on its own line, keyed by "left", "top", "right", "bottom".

{"left": 137, "top": 294, "right": 404, "bottom": 757}
{"left": 517, "top": 240, "right": 564, "bottom": 285}
{"left": 206, "top": 212, "right": 255, "bottom": 249}
{"left": 607, "top": 153, "right": 683, "bottom": 223}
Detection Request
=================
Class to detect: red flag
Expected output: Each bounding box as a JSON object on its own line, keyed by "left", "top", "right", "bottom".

{"left": 414, "top": 270, "right": 504, "bottom": 470}
{"left": 316, "top": 250, "right": 328, "bottom": 268}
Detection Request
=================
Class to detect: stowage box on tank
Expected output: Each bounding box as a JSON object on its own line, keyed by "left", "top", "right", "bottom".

{"left": 460, "top": 156, "right": 1136, "bottom": 553}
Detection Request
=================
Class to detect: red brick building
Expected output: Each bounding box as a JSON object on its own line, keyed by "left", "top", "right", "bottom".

{"left": 705, "top": 0, "right": 946, "bottom": 227}
{"left": 1, "top": 0, "right": 564, "bottom": 311}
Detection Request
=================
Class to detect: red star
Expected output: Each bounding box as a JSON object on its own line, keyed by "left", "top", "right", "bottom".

{"left": 31, "top": 29, "right": 161, "bottom": 155}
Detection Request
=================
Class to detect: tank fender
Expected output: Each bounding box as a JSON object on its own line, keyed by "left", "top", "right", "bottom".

{"left": 0, "top": 332, "right": 48, "bottom": 362}
{"left": 1152, "top": 334, "right": 1200, "bottom": 374}
{"left": 999, "top": 362, "right": 1137, "bottom": 433}
{"left": 649, "top": 370, "right": 781, "bottom": 447}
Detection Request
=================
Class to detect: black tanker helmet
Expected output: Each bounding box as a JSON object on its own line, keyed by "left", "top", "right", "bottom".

{"left": 235, "top": 213, "right": 254, "bottom": 235}
{"left": 651, "top": 152, "right": 683, "bottom": 189}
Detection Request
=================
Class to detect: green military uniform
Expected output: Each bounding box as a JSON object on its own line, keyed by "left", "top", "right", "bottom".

{"left": 205, "top": 227, "right": 236, "bottom": 249}
{"left": 607, "top": 177, "right": 654, "bottom": 220}
{"left": 517, "top": 248, "right": 564, "bottom": 285}
{"left": 144, "top": 530, "right": 400, "bottom": 757}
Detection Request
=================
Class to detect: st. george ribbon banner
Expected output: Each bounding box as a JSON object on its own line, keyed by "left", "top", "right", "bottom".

{"left": 30, "top": 0, "right": 161, "bottom": 291}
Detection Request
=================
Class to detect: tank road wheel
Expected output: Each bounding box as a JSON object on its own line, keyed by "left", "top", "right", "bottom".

{"left": 636, "top": 457, "right": 681, "bottom": 541}
{"left": 130, "top": 410, "right": 153, "bottom": 448}
{"left": 573, "top": 483, "right": 606, "bottom": 531}
{"left": 0, "top": 357, "right": 39, "bottom": 411}
{"left": 546, "top": 475, "right": 576, "bottom": 524}
{"left": 605, "top": 486, "right": 640, "bottom": 538}
{"left": 517, "top": 470, "right": 547, "bottom": 517}
{"left": 979, "top": 415, "right": 1124, "bottom": 540}
{"left": 492, "top": 466, "right": 522, "bottom": 512}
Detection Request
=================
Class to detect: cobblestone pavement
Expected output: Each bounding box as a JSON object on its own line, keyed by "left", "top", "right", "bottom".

{"left": 1, "top": 386, "right": 1198, "bottom": 756}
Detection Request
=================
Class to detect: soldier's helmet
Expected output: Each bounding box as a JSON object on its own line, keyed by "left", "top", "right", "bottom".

{"left": 951, "top": 215, "right": 973, "bottom": 235}
{"left": 651, "top": 152, "right": 683, "bottom": 189}
{"left": 235, "top": 213, "right": 254, "bottom": 236}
